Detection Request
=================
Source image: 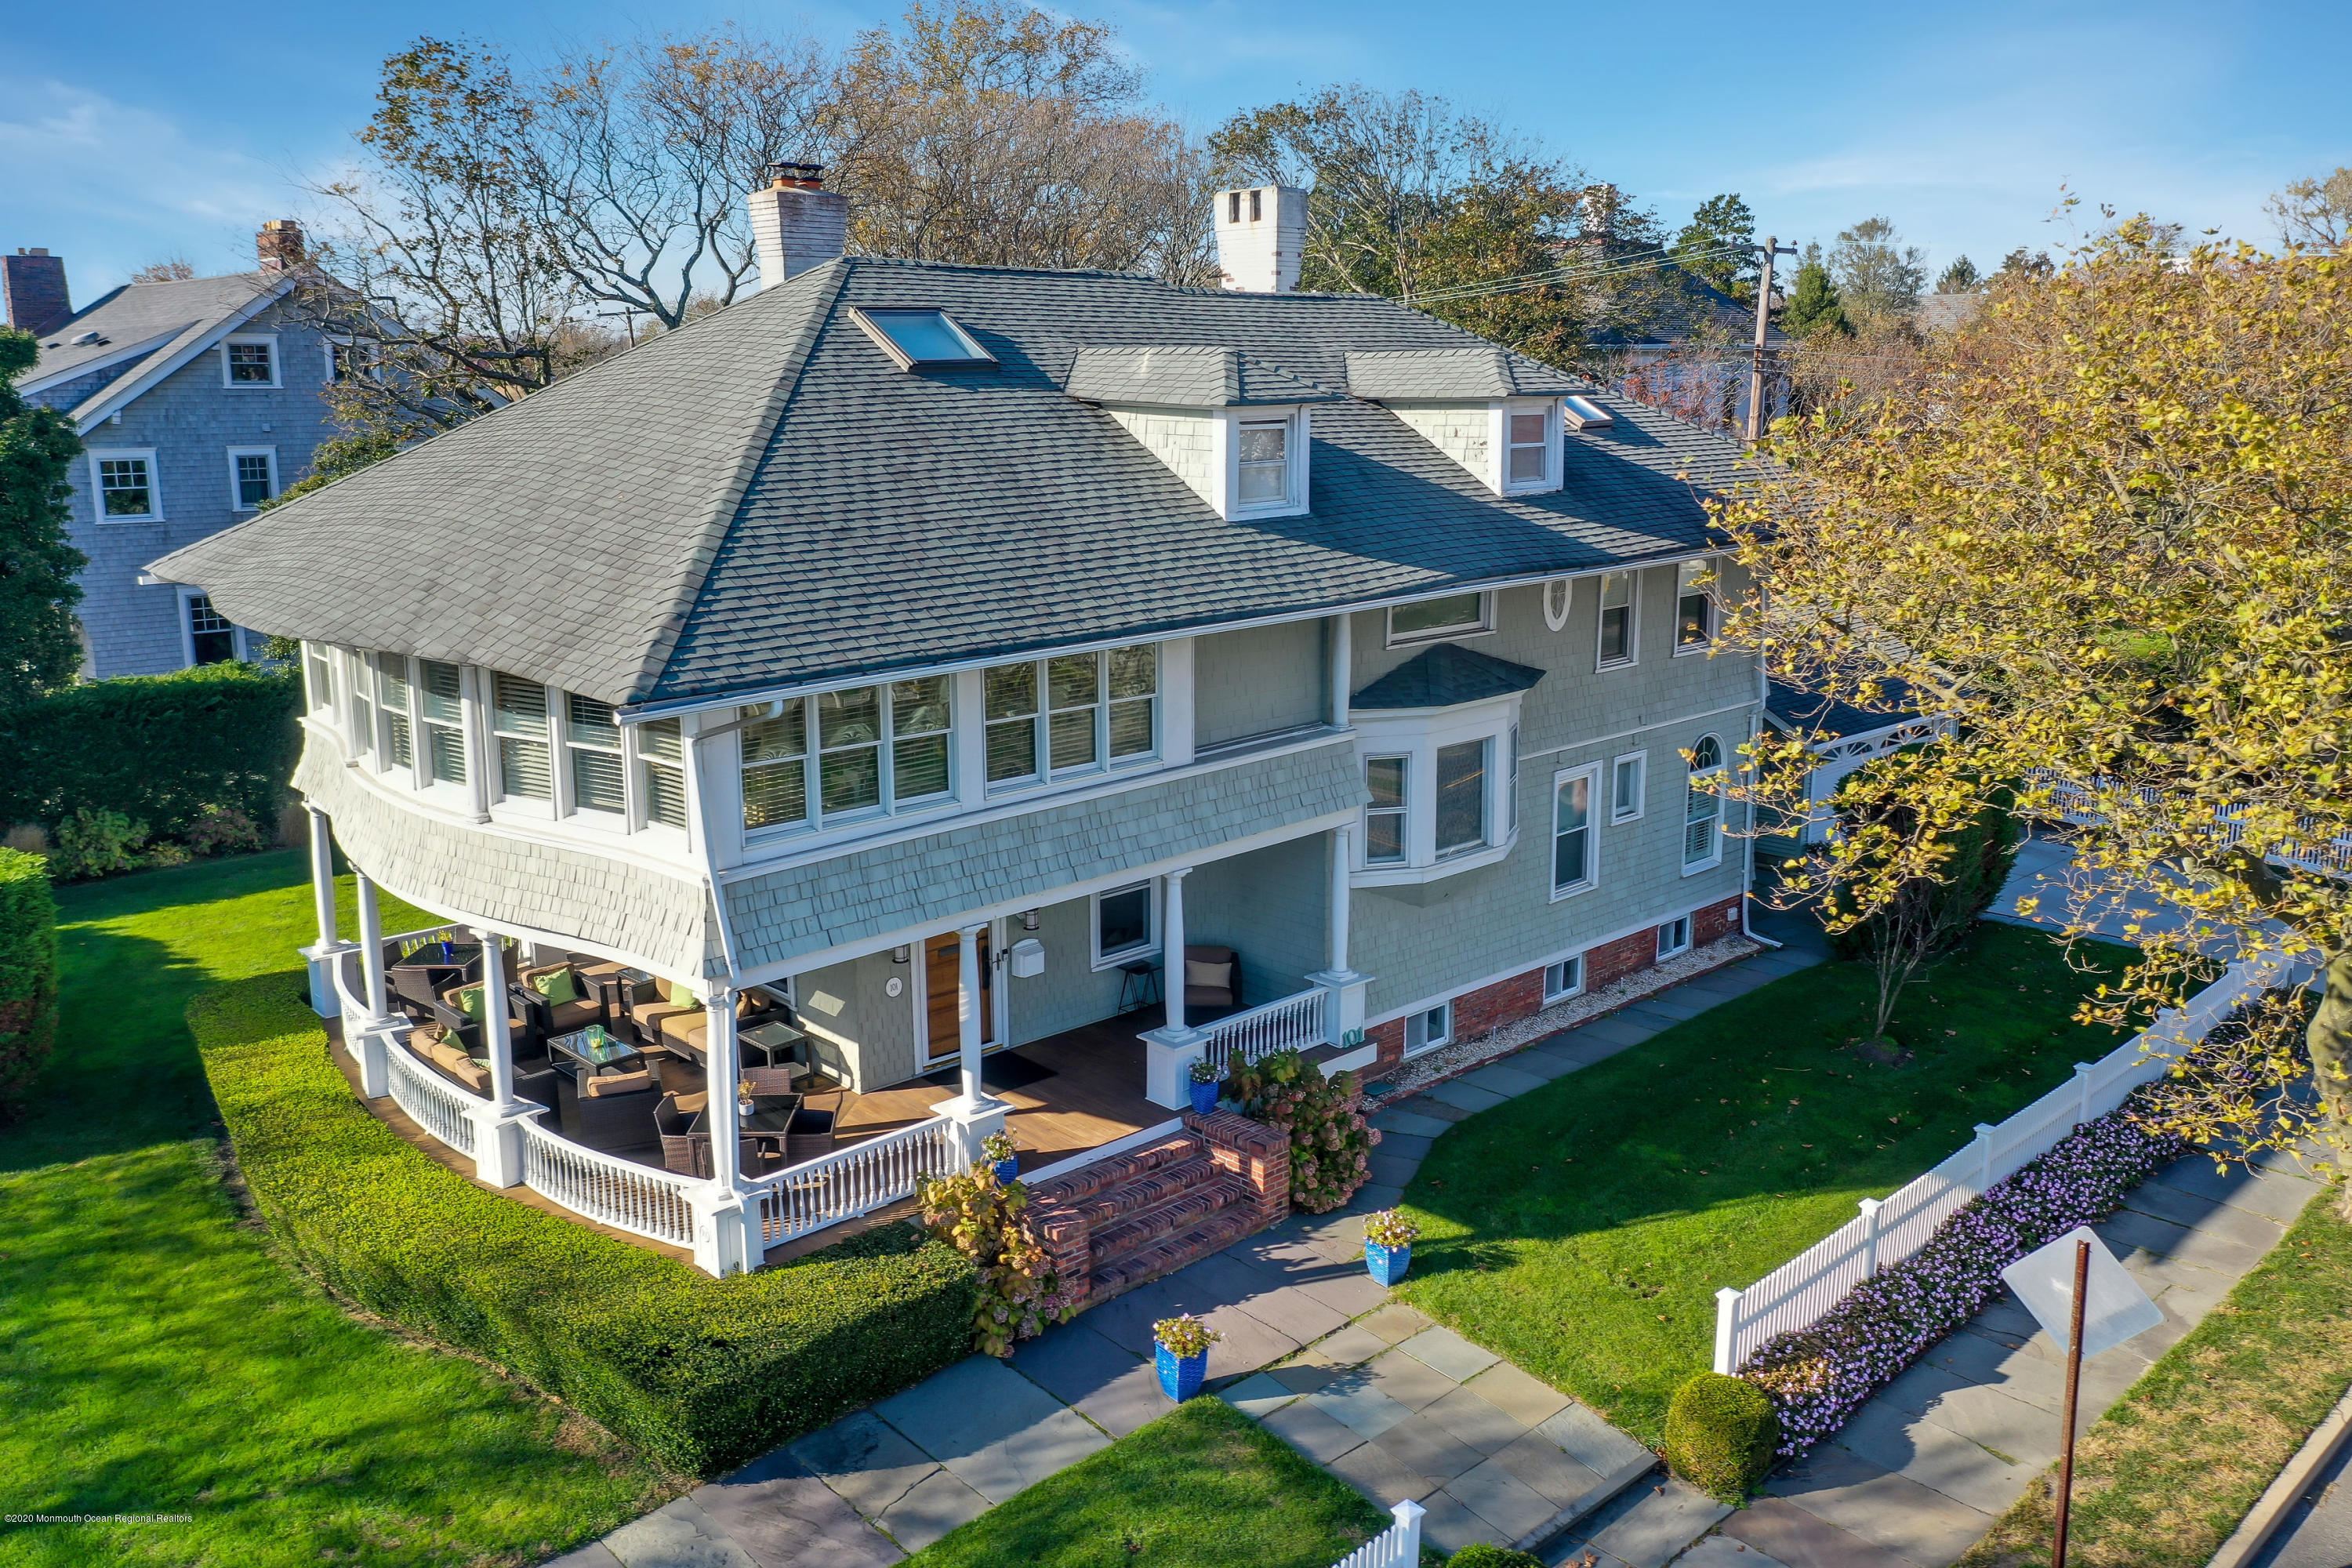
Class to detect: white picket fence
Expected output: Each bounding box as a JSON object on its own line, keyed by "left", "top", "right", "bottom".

{"left": 2027, "top": 768, "right": 2352, "bottom": 876}
{"left": 1200, "top": 986, "right": 1328, "bottom": 1075}
{"left": 1712, "top": 952, "right": 2303, "bottom": 1373}
{"left": 1330, "top": 1501, "right": 1424, "bottom": 1568}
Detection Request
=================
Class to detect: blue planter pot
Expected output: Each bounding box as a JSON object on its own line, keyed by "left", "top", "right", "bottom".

{"left": 1188, "top": 1078, "right": 1220, "bottom": 1115}
{"left": 1156, "top": 1343, "right": 1209, "bottom": 1402}
{"left": 992, "top": 1156, "right": 1019, "bottom": 1185}
{"left": 1365, "top": 1240, "right": 1411, "bottom": 1287}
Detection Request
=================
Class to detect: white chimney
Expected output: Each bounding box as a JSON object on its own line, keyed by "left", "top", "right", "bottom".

{"left": 747, "top": 162, "right": 848, "bottom": 291}
{"left": 1214, "top": 184, "right": 1308, "bottom": 293}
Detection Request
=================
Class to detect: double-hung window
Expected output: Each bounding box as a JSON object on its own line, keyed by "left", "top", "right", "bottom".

{"left": 186, "top": 594, "right": 236, "bottom": 665}
{"left": 223, "top": 337, "right": 277, "bottom": 386}
{"left": 568, "top": 696, "right": 626, "bottom": 815}
{"left": 417, "top": 661, "right": 466, "bottom": 786}
{"left": 983, "top": 644, "right": 1156, "bottom": 789}
{"left": 1597, "top": 571, "right": 1637, "bottom": 667}
{"left": 1434, "top": 739, "right": 1490, "bottom": 857}
{"left": 741, "top": 677, "right": 960, "bottom": 836}
{"left": 639, "top": 718, "right": 688, "bottom": 829}
{"left": 1363, "top": 756, "right": 1408, "bottom": 864}
{"left": 304, "top": 644, "right": 333, "bottom": 712}
{"left": 1551, "top": 764, "right": 1599, "bottom": 896}
{"left": 1682, "top": 735, "right": 1725, "bottom": 869}
{"left": 492, "top": 674, "right": 553, "bottom": 801}
{"left": 1092, "top": 882, "right": 1157, "bottom": 967}
{"left": 1675, "top": 561, "right": 1715, "bottom": 650}
{"left": 1505, "top": 404, "right": 1554, "bottom": 488}
{"left": 228, "top": 448, "right": 277, "bottom": 510}
{"left": 1236, "top": 419, "right": 1290, "bottom": 505}
{"left": 1611, "top": 752, "right": 1646, "bottom": 822}
{"left": 1388, "top": 592, "right": 1490, "bottom": 646}
{"left": 94, "top": 452, "right": 159, "bottom": 520}
{"left": 373, "top": 654, "right": 414, "bottom": 770}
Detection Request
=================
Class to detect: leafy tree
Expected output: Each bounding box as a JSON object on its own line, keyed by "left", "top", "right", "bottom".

{"left": 127, "top": 259, "right": 196, "bottom": 283}
{"left": 1934, "top": 255, "right": 1980, "bottom": 292}
{"left": 1995, "top": 246, "right": 2053, "bottom": 282}
{"left": 2267, "top": 167, "right": 2352, "bottom": 250}
{"left": 1672, "top": 193, "right": 1758, "bottom": 300}
{"left": 1715, "top": 227, "right": 2352, "bottom": 1207}
{"left": 0, "top": 328, "right": 86, "bottom": 706}
{"left": 1828, "top": 216, "right": 1926, "bottom": 323}
{"left": 1778, "top": 249, "right": 1850, "bottom": 337}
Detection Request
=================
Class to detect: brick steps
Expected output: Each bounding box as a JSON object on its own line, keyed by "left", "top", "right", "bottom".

{"left": 1068, "top": 1152, "right": 1224, "bottom": 1229}
{"left": 1091, "top": 1205, "right": 1263, "bottom": 1296}
{"left": 1029, "top": 1132, "right": 1202, "bottom": 1208}
{"left": 1088, "top": 1171, "right": 1250, "bottom": 1268}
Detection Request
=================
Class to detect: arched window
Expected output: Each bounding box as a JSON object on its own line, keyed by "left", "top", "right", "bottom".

{"left": 1683, "top": 734, "right": 1724, "bottom": 869}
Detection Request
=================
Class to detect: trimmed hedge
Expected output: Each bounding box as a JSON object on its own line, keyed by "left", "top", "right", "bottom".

{"left": 1445, "top": 1545, "right": 1545, "bottom": 1567}
{"left": 193, "top": 973, "right": 978, "bottom": 1475}
{"left": 0, "top": 848, "right": 58, "bottom": 1114}
{"left": 0, "top": 662, "right": 302, "bottom": 842}
{"left": 1663, "top": 1371, "right": 1780, "bottom": 1502}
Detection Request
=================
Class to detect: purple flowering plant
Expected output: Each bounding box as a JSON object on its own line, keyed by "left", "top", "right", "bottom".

{"left": 1737, "top": 1090, "right": 2186, "bottom": 1457}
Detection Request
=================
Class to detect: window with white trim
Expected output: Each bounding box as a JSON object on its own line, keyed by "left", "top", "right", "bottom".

{"left": 1236, "top": 419, "right": 1290, "bottom": 504}
{"left": 983, "top": 644, "right": 1155, "bottom": 789}
{"left": 1405, "top": 1001, "right": 1452, "bottom": 1055}
{"left": 304, "top": 644, "right": 333, "bottom": 711}
{"left": 372, "top": 653, "right": 414, "bottom": 771}
{"left": 1364, "top": 756, "right": 1408, "bottom": 864}
{"left": 1675, "top": 560, "right": 1715, "bottom": 651}
{"left": 1597, "top": 571, "right": 1637, "bottom": 667}
{"left": 227, "top": 446, "right": 278, "bottom": 511}
{"left": 1611, "top": 751, "right": 1646, "bottom": 823}
{"left": 1551, "top": 763, "right": 1599, "bottom": 896}
{"left": 93, "top": 450, "right": 160, "bottom": 521}
{"left": 185, "top": 593, "right": 237, "bottom": 665}
{"left": 327, "top": 339, "right": 376, "bottom": 383}
{"left": 742, "top": 675, "right": 962, "bottom": 836}
{"left": 1544, "top": 954, "right": 1584, "bottom": 1001}
{"left": 417, "top": 661, "right": 466, "bottom": 787}
{"left": 347, "top": 652, "right": 375, "bottom": 757}
{"left": 1504, "top": 401, "right": 1558, "bottom": 490}
{"left": 1657, "top": 915, "right": 1693, "bottom": 958}
{"left": 1091, "top": 881, "right": 1158, "bottom": 968}
{"left": 223, "top": 336, "right": 278, "bottom": 387}
{"left": 492, "top": 673, "right": 553, "bottom": 802}
{"left": 1434, "top": 738, "right": 1490, "bottom": 857}
{"left": 1682, "top": 734, "right": 1724, "bottom": 869}
{"left": 1387, "top": 592, "right": 1491, "bottom": 646}
{"left": 639, "top": 718, "right": 688, "bottom": 829}
{"left": 568, "top": 695, "right": 626, "bottom": 815}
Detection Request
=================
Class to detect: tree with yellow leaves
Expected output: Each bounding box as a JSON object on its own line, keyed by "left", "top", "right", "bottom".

{"left": 1714, "top": 224, "right": 2352, "bottom": 1203}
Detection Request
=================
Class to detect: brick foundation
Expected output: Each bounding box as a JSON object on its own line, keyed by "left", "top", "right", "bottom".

{"left": 1360, "top": 893, "right": 1746, "bottom": 1083}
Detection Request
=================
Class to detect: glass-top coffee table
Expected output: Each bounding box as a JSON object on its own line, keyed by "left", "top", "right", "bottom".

{"left": 548, "top": 1024, "right": 645, "bottom": 1075}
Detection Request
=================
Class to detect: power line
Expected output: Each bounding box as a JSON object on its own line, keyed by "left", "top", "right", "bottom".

{"left": 1409, "top": 241, "right": 1761, "bottom": 307}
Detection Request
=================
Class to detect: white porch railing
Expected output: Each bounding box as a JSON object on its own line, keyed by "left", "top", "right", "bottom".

{"left": 1330, "top": 1501, "right": 1425, "bottom": 1568}
{"left": 746, "top": 1115, "right": 967, "bottom": 1247}
{"left": 381, "top": 1028, "right": 483, "bottom": 1155}
{"left": 2027, "top": 767, "right": 2352, "bottom": 876}
{"left": 1200, "top": 987, "right": 1328, "bottom": 1075}
{"left": 1713, "top": 953, "right": 2303, "bottom": 1372}
{"left": 518, "top": 1116, "right": 698, "bottom": 1247}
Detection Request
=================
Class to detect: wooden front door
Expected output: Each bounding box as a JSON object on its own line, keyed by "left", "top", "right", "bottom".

{"left": 924, "top": 929, "right": 995, "bottom": 1062}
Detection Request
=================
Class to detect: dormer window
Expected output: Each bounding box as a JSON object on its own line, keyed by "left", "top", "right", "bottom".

{"left": 1508, "top": 411, "right": 1548, "bottom": 483}
{"left": 852, "top": 307, "right": 995, "bottom": 370}
{"left": 1501, "top": 401, "right": 1560, "bottom": 493}
{"left": 1237, "top": 420, "right": 1290, "bottom": 503}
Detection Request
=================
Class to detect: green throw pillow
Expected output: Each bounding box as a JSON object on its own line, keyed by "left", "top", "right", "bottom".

{"left": 532, "top": 967, "right": 579, "bottom": 1006}
{"left": 452, "top": 983, "right": 486, "bottom": 1022}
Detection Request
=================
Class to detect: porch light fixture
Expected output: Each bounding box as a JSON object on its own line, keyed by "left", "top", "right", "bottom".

{"left": 892, "top": 945, "right": 911, "bottom": 964}
{"left": 851, "top": 307, "right": 997, "bottom": 372}
{"left": 1022, "top": 909, "right": 1040, "bottom": 931}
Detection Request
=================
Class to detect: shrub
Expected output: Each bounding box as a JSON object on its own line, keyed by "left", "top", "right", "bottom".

{"left": 916, "top": 1159, "right": 1073, "bottom": 1356}
{"left": 45, "top": 808, "right": 151, "bottom": 880}
{"left": 194, "top": 975, "right": 978, "bottom": 1475}
{"left": 1446, "top": 1544, "right": 1544, "bottom": 1567}
{"left": 0, "top": 848, "right": 58, "bottom": 1116}
{"left": 185, "top": 804, "right": 269, "bottom": 858}
{"left": 0, "top": 663, "right": 300, "bottom": 846}
{"left": 1664, "top": 1371, "right": 1780, "bottom": 1501}
{"left": 1229, "top": 1047, "right": 1379, "bottom": 1213}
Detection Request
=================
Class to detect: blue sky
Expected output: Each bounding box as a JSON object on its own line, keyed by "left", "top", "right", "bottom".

{"left": 5, "top": 0, "right": 2346, "bottom": 296}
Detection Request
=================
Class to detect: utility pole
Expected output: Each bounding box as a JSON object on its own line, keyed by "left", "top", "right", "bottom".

{"left": 1746, "top": 236, "right": 1799, "bottom": 444}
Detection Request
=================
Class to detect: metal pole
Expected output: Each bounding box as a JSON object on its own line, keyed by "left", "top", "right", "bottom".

{"left": 1745, "top": 238, "right": 1795, "bottom": 444}
{"left": 2053, "top": 1239, "right": 2091, "bottom": 1568}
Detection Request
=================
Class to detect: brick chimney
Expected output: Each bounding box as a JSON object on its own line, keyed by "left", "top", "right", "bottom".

{"left": 4, "top": 249, "right": 72, "bottom": 338}
{"left": 1214, "top": 185, "right": 1308, "bottom": 293}
{"left": 746, "top": 164, "right": 848, "bottom": 291}
{"left": 256, "top": 220, "right": 307, "bottom": 273}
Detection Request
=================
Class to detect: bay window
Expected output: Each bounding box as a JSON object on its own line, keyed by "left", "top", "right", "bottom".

{"left": 1683, "top": 734, "right": 1725, "bottom": 870}
{"left": 742, "top": 675, "right": 964, "bottom": 837}
{"left": 1434, "top": 739, "right": 1490, "bottom": 856}
{"left": 417, "top": 661, "right": 466, "bottom": 786}
{"left": 493, "top": 674, "right": 552, "bottom": 800}
{"left": 983, "top": 643, "right": 1156, "bottom": 789}
{"left": 1350, "top": 694, "right": 1522, "bottom": 884}
{"left": 1363, "top": 756, "right": 1408, "bottom": 863}
{"left": 304, "top": 644, "right": 333, "bottom": 713}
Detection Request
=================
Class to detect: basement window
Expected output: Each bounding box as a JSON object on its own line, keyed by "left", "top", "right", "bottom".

{"left": 852, "top": 308, "right": 996, "bottom": 370}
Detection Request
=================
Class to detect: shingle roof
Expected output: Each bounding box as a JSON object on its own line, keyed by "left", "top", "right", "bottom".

{"left": 1345, "top": 347, "right": 1585, "bottom": 400}
{"left": 1765, "top": 677, "right": 1923, "bottom": 741}
{"left": 151, "top": 256, "right": 1749, "bottom": 710}
{"left": 23, "top": 271, "right": 284, "bottom": 423}
{"left": 1352, "top": 643, "right": 1547, "bottom": 710}
{"left": 1063, "top": 345, "right": 1342, "bottom": 406}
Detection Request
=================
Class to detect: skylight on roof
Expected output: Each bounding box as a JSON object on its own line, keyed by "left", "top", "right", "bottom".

{"left": 1562, "top": 394, "right": 1615, "bottom": 430}
{"left": 852, "top": 307, "right": 996, "bottom": 370}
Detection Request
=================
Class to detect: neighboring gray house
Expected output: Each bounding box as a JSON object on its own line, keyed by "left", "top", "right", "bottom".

{"left": 151, "top": 175, "right": 1766, "bottom": 1279}
{"left": 8, "top": 222, "right": 341, "bottom": 677}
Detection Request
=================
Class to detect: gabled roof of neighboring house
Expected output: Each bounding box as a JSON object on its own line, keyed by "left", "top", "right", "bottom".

{"left": 1764, "top": 677, "right": 1924, "bottom": 742}
{"left": 1916, "top": 293, "right": 1987, "bottom": 332}
{"left": 1352, "top": 643, "right": 1547, "bottom": 710}
{"left": 1062, "top": 344, "right": 1343, "bottom": 406}
{"left": 21, "top": 270, "right": 292, "bottom": 427}
{"left": 150, "top": 256, "right": 1749, "bottom": 712}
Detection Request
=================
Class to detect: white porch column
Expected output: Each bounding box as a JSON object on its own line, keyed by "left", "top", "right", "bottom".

{"left": 1141, "top": 869, "right": 1206, "bottom": 1109}
{"left": 298, "top": 805, "right": 355, "bottom": 1018}
{"left": 928, "top": 925, "right": 1009, "bottom": 1163}
{"left": 352, "top": 870, "right": 394, "bottom": 1097}
{"left": 467, "top": 924, "right": 528, "bottom": 1187}
{"left": 1308, "top": 826, "right": 1373, "bottom": 1055}
{"left": 1328, "top": 612, "right": 1352, "bottom": 728}
{"left": 688, "top": 985, "right": 757, "bottom": 1276}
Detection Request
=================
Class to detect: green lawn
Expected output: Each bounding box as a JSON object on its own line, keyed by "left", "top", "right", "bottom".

{"left": 1960, "top": 1195, "right": 2352, "bottom": 1568}
{"left": 0, "top": 852, "right": 681, "bottom": 1568}
{"left": 906, "top": 1397, "right": 1393, "bottom": 1568}
{"left": 1397, "top": 921, "right": 2136, "bottom": 1446}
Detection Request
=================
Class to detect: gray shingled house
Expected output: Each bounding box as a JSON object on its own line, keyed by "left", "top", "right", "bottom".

{"left": 149, "top": 174, "right": 1765, "bottom": 1279}
{"left": 9, "top": 223, "right": 343, "bottom": 676}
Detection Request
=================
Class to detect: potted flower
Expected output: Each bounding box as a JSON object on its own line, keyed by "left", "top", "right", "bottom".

{"left": 1152, "top": 1313, "right": 1222, "bottom": 1401}
{"left": 981, "top": 1130, "right": 1019, "bottom": 1185}
{"left": 1186, "top": 1057, "right": 1223, "bottom": 1116}
{"left": 1363, "top": 1208, "right": 1420, "bottom": 1287}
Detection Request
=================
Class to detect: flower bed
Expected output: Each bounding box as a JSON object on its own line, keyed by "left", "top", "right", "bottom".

{"left": 1738, "top": 1088, "right": 2187, "bottom": 1456}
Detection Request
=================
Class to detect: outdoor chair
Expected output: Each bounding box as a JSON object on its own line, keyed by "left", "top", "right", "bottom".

{"left": 1181, "top": 945, "right": 1243, "bottom": 1022}
{"left": 515, "top": 961, "right": 604, "bottom": 1041}
{"left": 556, "top": 1062, "right": 655, "bottom": 1146}
{"left": 783, "top": 1108, "right": 837, "bottom": 1165}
